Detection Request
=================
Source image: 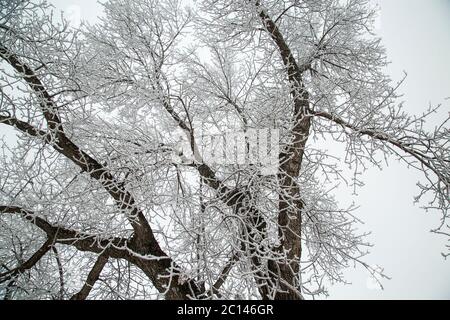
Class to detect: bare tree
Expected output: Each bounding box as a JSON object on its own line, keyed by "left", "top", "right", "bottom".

{"left": 0, "top": 0, "right": 448, "bottom": 300}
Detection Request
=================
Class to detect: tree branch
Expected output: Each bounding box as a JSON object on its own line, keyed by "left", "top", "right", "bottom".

{"left": 0, "top": 237, "right": 53, "bottom": 284}
{"left": 256, "top": 1, "right": 311, "bottom": 175}
{"left": 0, "top": 37, "right": 207, "bottom": 298}
{"left": 311, "top": 109, "right": 450, "bottom": 187}
{"left": 256, "top": 1, "right": 309, "bottom": 299}
{"left": 0, "top": 42, "right": 155, "bottom": 250}
{"left": 0, "top": 205, "right": 203, "bottom": 299}
{"left": 210, "top": 253, "right": 239, "bottom": 297}
{"left": 52, "top": 246, "right": 65, "bottom": 300}
{"left": 70, "top": 253, "right": 109, "bottom": 300}
{"left": 0, "top": 206, "right": 129, "bottom": 257}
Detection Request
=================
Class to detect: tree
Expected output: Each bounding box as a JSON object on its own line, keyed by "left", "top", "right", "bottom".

{"left": 0, "top": 0, "right": 448, "bottom": 300}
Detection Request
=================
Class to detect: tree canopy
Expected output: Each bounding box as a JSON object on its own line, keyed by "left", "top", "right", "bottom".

{"left": 0, "top": 0, "right": 448, "bottom": 300}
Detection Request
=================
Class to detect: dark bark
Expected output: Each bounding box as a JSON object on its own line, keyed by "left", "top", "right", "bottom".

{"left": 163, "top": 93, "right": 273, "bottom": 298}
{"left": 0, "top": 237, "right": 53, "bottom": 284}
{"left": 0, "top": 207, "right": 202, "bottom": 299}
{"left": 70, "top": 253, "right": 108, "bottom": 300}
{"left": 52, "top": 246, "right": 65, "bottom": 300}
{"left": 0, "top": 43, "right": 204, "bottom": 299}
{"left": 257, "top": 3, "right": 311, "bottom": 299}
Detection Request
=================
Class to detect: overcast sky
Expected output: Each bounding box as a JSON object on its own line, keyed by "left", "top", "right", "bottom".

{"left": 328, "top": 0, "right": 450, "bottom": 299}
{"left": 11, "top": 0, "right": 450, "bottom": 299}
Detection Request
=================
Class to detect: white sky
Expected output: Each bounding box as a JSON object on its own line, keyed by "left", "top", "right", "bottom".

{"left": 5, "top": 0, "right": 450, "bottom": 299}
{"left": 327, "top": 0, "right": 450, "bottom": 299}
